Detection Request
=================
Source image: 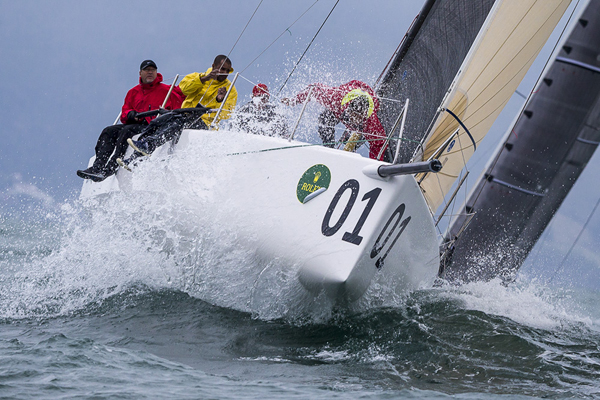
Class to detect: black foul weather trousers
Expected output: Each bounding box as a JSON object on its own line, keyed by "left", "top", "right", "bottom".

{"left": 93, "top": 123, "right": 145, "bottom": 174}
{"left": 137, "top": 110, "right": 208, "bottom": 154}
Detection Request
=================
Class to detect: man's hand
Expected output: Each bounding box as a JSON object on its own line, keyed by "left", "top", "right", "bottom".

{"left": 126, "top": 110, "right": 140, "bottom": 123}
{"left": 200, "top": 69, "right": 221, "bottom": 83}
{"left": 216, "top": 87, "right": 227, "bottom": 102}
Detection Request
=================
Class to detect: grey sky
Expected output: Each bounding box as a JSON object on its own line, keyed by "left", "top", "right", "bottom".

{"left": 0, "top": 0, "right": 597, "bottom": 286}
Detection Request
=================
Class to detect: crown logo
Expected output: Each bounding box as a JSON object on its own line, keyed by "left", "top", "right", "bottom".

{"left": 313, "top": 171, "right": 321, "bottom": 183}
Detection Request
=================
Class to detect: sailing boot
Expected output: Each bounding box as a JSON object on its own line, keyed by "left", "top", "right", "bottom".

{"left": 116, "top": 158, "right": 131, "bottom": 172}
{"left": 76, "top": 168, "right": 106, "bottom": 182}
{"left": 127, "top": 138, "right": 150, "bottom": 156}
{"left": 76, "top": 159, "right": 106, "bottom": 182}
{"left": 77, "top": 128, "right": 118, "bottom": 181}
{"left": 101, "top": 160, "right": 120, "bottom": 178}
{"left": 117, "top": 151, "right": 143, "bottom": 172}
{"left": 117, "top": 153, "right": 145, "bottom": 172}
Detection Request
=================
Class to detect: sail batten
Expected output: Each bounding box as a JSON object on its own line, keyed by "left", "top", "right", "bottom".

{"left": 418, "top": 0, "right": 572, "bottom": 213}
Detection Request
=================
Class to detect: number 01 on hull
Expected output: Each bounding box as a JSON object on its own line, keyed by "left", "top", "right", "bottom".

{"left": 176, "top": 130, "right": 440, "bottom": 302}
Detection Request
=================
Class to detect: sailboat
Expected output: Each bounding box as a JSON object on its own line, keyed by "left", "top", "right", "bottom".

{"left": 80, "top": 0, "right": 573, "bottom": 303}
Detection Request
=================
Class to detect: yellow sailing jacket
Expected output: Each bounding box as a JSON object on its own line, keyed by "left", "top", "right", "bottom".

{"left": 179, "top": 67, "right": 238, "bottom": 128}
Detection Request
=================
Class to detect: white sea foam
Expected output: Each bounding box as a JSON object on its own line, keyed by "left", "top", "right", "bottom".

{"left": 0, "top": 138, "right": 334, "bottom": 321}
{"left": 433, "top": 276, "right": 600, "bottom": 332}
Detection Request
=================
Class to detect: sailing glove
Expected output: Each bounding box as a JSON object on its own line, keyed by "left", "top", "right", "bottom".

{"left": 126, "top": 111, "right": 139, "bottom": 123}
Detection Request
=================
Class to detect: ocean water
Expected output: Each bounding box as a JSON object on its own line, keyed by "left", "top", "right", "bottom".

{"left": 2, "top": 153, "right": 600, "bottom": 399}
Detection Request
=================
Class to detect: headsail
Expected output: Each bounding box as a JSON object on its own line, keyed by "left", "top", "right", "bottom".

{"left": 441, "top": 0, "right": 600, "bottom": 282}
{"left": 376, "top": 0, "right": 495, "bottom": 164}
{"left": 416, "top": 0, "right": 572, "bottom": 213}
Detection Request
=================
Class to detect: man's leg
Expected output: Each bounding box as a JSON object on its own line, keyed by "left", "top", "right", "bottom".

{"left": 121, "top": 110, "right": 207, "bottom": 168}
{"left": 77, "top": 125, "right": 126, "bottom": 180}
{"left": 317, "top": 110, "right": 338, "bottom": 148}
{"left": 144, "top": 116, "right": 183, "bottom": 153}
{"left": 184, "top": 113, "right": 208, "bottom": 130}
{"left": 134, "top": 111, "right": 205, "bottom": 154}
{"left": 91, "top": 125, "right": 124, "bottom": 170}
{"left": 130, "top": 112, "right": 182, "bottom": 154}
{"left": 103, "top": 124, "right": 145, "bottom": 176}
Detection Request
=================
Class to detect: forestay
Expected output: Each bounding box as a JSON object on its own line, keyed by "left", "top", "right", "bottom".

{"left": 416, "top": 0, "right": 572, "bottom": 213}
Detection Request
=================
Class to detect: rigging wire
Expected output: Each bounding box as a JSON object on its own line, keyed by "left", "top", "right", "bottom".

{"left": 197, "top": 0, "right": 263, "bottom": 108}
{"left": 227, "top": 0, "right": 264, "bottom": 58}
{"left": 374, "top": 14, "right": 419, "bottom": 87}
{"left": 278, "top": 0, "right": 340, "bottom": 94}
{"left": 237, "top": 73, "right": 261, "bottom": 88}
{"left": 432, "top": 172, "right": 447, "bottom": 237}
{"left": 240, "top": 0, "right": 321, "bottom": 74}
{"left": 443, "top": 109, "right": 476, "bottom": 151}
{"left": 199, "top": 0, "right": 320, "bottom": 110}
{"left": 437, "top": 131, "right": 471, "bottom": 238}
{"left": 222, "top": 134, "right": 408, "bottom": 157}
{"left": 549, "top": 194, "right": 600, "bottom": 283}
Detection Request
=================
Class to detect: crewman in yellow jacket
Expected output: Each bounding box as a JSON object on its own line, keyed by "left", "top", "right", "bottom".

{"left": 179, "top": 54, "right": 238, "bottom": 128}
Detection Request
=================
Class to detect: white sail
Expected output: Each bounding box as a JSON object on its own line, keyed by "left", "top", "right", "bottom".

{"left": 417, "top": 0, "right": 571, "bottom": 213}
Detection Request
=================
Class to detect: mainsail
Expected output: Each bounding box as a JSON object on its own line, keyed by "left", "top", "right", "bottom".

{"left": 441, "top": 0, "right": 600, "bottom": 282}
{"left": 376, "top": 0, "right": 495, "bottom": 164}
{"left": 416, "top": 0, "right": 572, "bottom": 213}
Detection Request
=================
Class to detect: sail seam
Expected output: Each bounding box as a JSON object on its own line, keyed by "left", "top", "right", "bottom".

{"left": 463, "top": 1, "right": 563, "bottom": 117}
{"left": 463, "top": 1, "right": 538, "bottom": 95}
{"left": 422, "top": 0, "right": 563, "bottom": 163}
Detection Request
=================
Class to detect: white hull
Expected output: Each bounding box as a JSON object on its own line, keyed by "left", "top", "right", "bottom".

{"left": 81, "top": 130, "right": 439, "bottom": 303}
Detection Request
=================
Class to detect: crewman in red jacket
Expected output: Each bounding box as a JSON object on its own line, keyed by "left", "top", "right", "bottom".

{"left": 77, "top": 59, "right": 184, "bottom": 182}
{"left": 282, "top": 80, "right": 389, "bottom": 161}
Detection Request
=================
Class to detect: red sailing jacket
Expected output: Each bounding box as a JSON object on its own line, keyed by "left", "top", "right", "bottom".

{"left": 291, "top": 80, "right": 388, "bottom": 160}
{"left": 120, "top": 73, "right": 184, "bottom": 124}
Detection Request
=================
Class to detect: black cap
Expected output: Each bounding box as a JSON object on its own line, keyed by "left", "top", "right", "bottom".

{"left": 140, "top": 60, "right": 157, "bottom": 70}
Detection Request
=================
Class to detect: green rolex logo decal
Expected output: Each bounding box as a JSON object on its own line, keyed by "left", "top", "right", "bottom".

{"left": 297, "top": 164, "right": 331, "bottom": 203}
